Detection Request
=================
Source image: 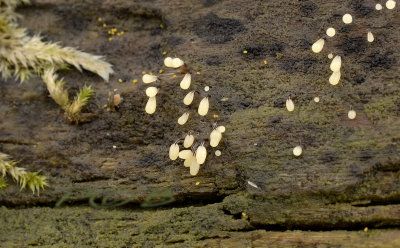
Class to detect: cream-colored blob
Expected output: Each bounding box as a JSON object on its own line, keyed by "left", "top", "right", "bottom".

{"left": 145, "top": 96, "right": 156, "bottom": 114}
{"left": 311, "top": 39, "right": 325, "bottom": 53}
{"left": 180, "top": 73, "right": 191, "bottom": 90}
{"left": 169, "top": 143, "right": 179, "bottom": 160}
{"left": 198, "top": 97, "right": 209, "bottom": 116}
{"left": 183, "top": 134, "right": 195, "bottom": 148}
{"left": 178, "top": 112, "right": 190, "bottom": 125}
{"left": 329, "top": 71, "right": 341, "bottom": 85}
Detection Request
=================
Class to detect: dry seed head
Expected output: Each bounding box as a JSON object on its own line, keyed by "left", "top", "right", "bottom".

{"left": 293, "top": 146, "right": 303, "bottom": 156}
{"left": 342, "top": 14, "right": 353, "bottom": 24}
{"left": 145, "top": 96, "right": 157, "bottom": 114}
{"left": 142, "top": 74, "right": 158, "bottom": 84}
{"left": 210, "top": 129, "right": 222, "bottom": 147}
{"left": 326, "top": 27, "right": 336, "bottom": 37}
{"left": 198, "top": 97, "right": 210, "bottom": 116}
{"left": 348, "top": 110, "right": 356, "bottom": 119}
{"left": 178, "top": 112, "right": 190, "bottom": 125}
{"left": 183, "top": 91, "right": 195, "bottom": 105}
{"left": 311, "top": 39, "right": 325, "bottom": 53}
{"left": 145, "top": 87, "right": 158, "bottom": 97}
{"left": 184, "top": 133, "right": 195, "bottom": 148}
{"left": 169, "top": 143, "right": 180, "bottom": 160}
{"left": 286, "top": 98, "right": 294, "bottom": 112}
{"left": 196, "top": 144, "right": 207, "bottom": 165}
{"left": 180, "top": 73, "right": 191, "bottom": 90}
{"left": 329, "top": 71, "right": 341, "bottom": 85}
{"left": 330, "top": 55, "right": 342, "bottom": 72}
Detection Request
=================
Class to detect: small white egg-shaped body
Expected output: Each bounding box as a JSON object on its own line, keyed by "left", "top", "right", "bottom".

{"left": 183, "top": 134, "right": 195, "bottom": 148}
{"left": 179, "top": 150, "right": 193, "bottom": 160}
{"left": 184, "top": 154, "right": 195, "bottom": 167}
{"left": 145, "top": 87, "right": 158, "bottom": 97}
{"left": 311, "top": 39, "right": 325, "bottom": 53}
{"left": 210, "top": 129, "right": 222, "bottom": 147}
{"left": 293, "top": 146, "right": 303, "bottom": 156}
{"left": 342, "top": 14, "right": 353, "bottom": 24}
{"left": 169, "top": 143, "right": 179, "bottom": 160}
{"left": 164, "top": 57, "right": 174, "bottom": 67}
{"left": 216, "top": 126, "right": 226, "bottom": 133}
{"left": 329, "top": 71, "right": 341, "bottom": 85}
{"left": 178, "top": 112, "right": 190, "bottom": 125}
{"left": 328, "top": 53, "right": 333, "bottom": 59}
{"left": 180, "top": 73, "right": 191, "bottom": 90}
{"left": 376, "top": 4, "right": 383, "bottom": 10}
{"left": 386, "top": 0, "right": 396, "bottom": 9}
{"left": 145, "top": 96, "right": 156, "bottom": 114}
{"left": 348, "top": 110, "right": 356, "bottom": 119}
{"left": 198, "top": 97, "right": 209, "bottom": 116}
{"left": 314, "top": 97, "right": 320, "bottom": 103}
{"left": 326, "top": 27, "right": 336, "bottom": 37}
{"left": 204, "top": 86, "right": 210, "bottom": 92}
{"left": 142, "top": 74, "right": 158, "bottom": 84}
{"left": 330, "top": 55, "right": 342, "bottom": 72}
{"left": 367, "top": 32, "right": 374, "bottom": 42}
{"left": 215, "top": 150, "right": 222, "bottom": 156}
{"left": 172, "top": 58, "right": 184, "bottom": 68}
{"left": 190, "top": 159, "right": 200, "bottom": 176}
{"left": 183, "top": 91, "right": 195, "bottom": 105}
{"left": 196, "top": 145, "right": 207, "bottom": 165}
{"left": 286, "top": 98, "right": 294, "bottom": 112}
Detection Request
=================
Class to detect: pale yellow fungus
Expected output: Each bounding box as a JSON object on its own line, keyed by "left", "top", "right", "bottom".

{"left": 367, "top": 32, "right": 374, "bottom": 42}
{"left": 190, "top": 159, "right": 200, "bottom": 176}
{"left": 328, "top": 53, "right": 333, "bottom": 59}
{"left": 162, "top": 51, "right": 167, "bottom": 55}
{"left": 215, "top": 150, "right": 222, "bottom": 156}
{"left": 145, "top": 96, "right": 157, "bottom": 114}
{"left": 132, "top": 79, "right": 138, "bottom": 84}
{"left": 217, "top": 126, "right": 226, "bottom": 133}
{"left": 179, "top": 150, "right": 193, "bottom": 160}
{"left": 326, "top": 27, "right": 336, "bottom": 37}
{"left": 196, "top": 72, "right": 201, "bottom": 75}
{"left": 172, "top": 75, "right": 177, "bottom": 78}
{"left": 342, "top": 14, "right": 353, "bottom": 24}
{"left": 330, "top": 55, "right": 342, "bottom": 72}
{"left": 171, "top": 58, "right": 184, "bottom": 68}
{"left": 118, "top": 78, "right": 123, "bottom": 83}
{"left": 213, "top": 114, "right": 219, "bottom": 118}
{"left": 142, "top": 74, "right": 158, "bottom": 84}
{"left": 159, "top": 69, "right": 164, "bottom": 74}
{"left": 243, "top": 50, "right": 248, "bottom": 54}
{"left": 180, "top": 73, "right": 191, "bottom": 90}
{"left": 145, "top": 87, "right": 158, "bottom": 97}
{"left": 183, "top": 91, "right": 195, "bottom": 105}
{"left": 210, "top": 129, "right": 222, "bottom": 147}
{"left": 264, "top": 60, "right": 268, "bottom": 65}
{"left": 293, "top": 146, "right": 302, "bottom": 156}
{"left": 160, "top": 24, "right": 164, "bottom": 29}
{"left": 311, "top": 38, "right": 325, "bottom": 53}
{"left": 178, "top": 112, "right": 190, "bottom": 125}
{"left": 204, "top": 86, "right": 210, "bottom": 92}
{"left": 142, "top": 71, "right": 146, "bottom": 75}
{"left": 98, "top": 17, "right": 102, "bottom": 22}
{"left": 314, "top": 97, "right": 320, "bottom": 103}
{"left": 184, "top": 156, "right": 193, "bottom": 167}
{"left": 364, "top": 227, "right": 368, "bottom": 232}
{"left": 183, "top": 133, "right": 195, "bottom": 148}
{"left": 329, "top": 71, "right": 341, "bottom": 85}
{"left": 386, "top": 0, "right": 396, "bottom": 9}
{"left": 103, "top": 23, "right": 107, "bottom": 28}
{"left": 286, "top": 97, "right": 294, "bottom": 112}
{"left": 108, "top": 37, "right": 113, "bottom": 42}
{"left": 169, "top": 143, "right": 180, "bottom": 160}
{"left": 376, "top": 3, "right": 383, "bottom": 10}
{"left": 195, "top": 182, "right": 200, "bottom": 185}
{"left": 198, "top": 97, "right": 210, "bottom": 116}
{"left": 103, "top": 104, "right": 108, "bottom": 108}
{"left": 164, "top": 57, "right": 173, "bottom": 67}
{"left": 113, "top": 145, "right": 117, "bottom": 149}
{"left": 348, "top": 110, "right": 356, "bottom": 119}
{"left": 196, "top": 144, "right": 207, "bottom": 164}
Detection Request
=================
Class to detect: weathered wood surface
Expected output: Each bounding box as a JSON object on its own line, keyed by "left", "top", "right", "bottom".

{"left": 1, "top": 0, "right": 400, "bottom": 246}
